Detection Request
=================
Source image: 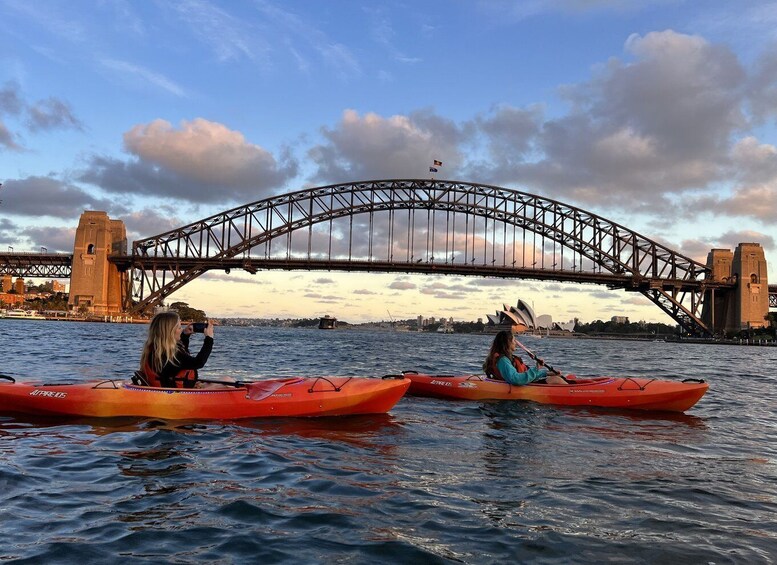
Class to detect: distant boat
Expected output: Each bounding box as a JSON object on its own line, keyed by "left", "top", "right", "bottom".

{"left": 2, "top": 309, "right": 46, "bottom": 320}
{"left": 436, "top": 326, "right": 454, "bottom": 333}
{"left": 318, "top": 315, "right": 337, "bottom": 330}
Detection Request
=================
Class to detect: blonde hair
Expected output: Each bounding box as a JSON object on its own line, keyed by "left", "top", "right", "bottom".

{"left": 140, "top": 311, "right": 181, "bottom": 374}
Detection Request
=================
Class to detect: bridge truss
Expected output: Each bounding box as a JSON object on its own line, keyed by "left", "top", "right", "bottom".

{"left": 127, "top": 179, "right": 736, "bottom": 335}
{"left": 0, "top": 253, "right": 72, "bottom": 279}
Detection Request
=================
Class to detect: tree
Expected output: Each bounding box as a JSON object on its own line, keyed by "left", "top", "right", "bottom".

{"left": 169, "top": 301, "right": 207, "bottom": 322}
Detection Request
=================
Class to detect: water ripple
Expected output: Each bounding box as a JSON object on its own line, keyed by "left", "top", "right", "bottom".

{"left": 1, "top": 323, "right": 776, "bottom": 562}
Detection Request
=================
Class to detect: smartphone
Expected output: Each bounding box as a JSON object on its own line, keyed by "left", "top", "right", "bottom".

{"left": 192, "top": 322, "right": 208, "bottom": 333}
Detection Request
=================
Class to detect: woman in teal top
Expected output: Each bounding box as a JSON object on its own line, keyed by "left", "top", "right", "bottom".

{"left": 483, "top": 330, "right": 566, "bottom": 385}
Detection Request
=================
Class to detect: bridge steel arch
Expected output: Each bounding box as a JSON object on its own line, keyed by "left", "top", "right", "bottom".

{"left": 127, "top": 179, "right": 729, "bottom": 335}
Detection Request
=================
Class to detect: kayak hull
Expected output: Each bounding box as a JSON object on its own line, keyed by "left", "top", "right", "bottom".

{"left": 0, "top": 376, "right": 410, "bottom": 420}
{"left": 404, "top": 373, "right": 708, "bottom": 412}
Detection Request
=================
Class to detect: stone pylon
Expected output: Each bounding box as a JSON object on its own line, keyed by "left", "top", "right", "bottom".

{"left": 68, "top": 211, "right": 127, "bottom": 315}
{"left": 703, "top": 243, "right": 769, "bottom": 334}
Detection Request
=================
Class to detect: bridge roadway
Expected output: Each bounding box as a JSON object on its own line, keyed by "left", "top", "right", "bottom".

{"left": 0, "top": 252, "right": 72, "bottom": 278}
{"left": 109, "top": 255, "right": 735, "bottom": 293}
{"left": 1, "top": 252, "right": 776, "bottom": 308}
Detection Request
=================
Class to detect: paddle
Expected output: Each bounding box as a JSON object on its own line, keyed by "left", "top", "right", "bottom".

{"left": 512, "top": 338, "right": 561, "bottom": 376}
{"left": 196, "top": 378, "right": 245, "bottom": 388}
{"left": 196, "top": 377, "right": 304, "bottom": 400}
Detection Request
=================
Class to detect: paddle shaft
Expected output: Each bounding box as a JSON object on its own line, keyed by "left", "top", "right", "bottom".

{"left": 195, "top": 378, "right": 245, "bottom": 387}
{"left": 513, "top": 338, "right": 558, "bottom": 374}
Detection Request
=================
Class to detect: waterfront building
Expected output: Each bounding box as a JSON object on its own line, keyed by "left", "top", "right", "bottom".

{"left": 486, "top": 300, "right": 538, "bottom": 333}
{"left": 485, "top": 300, "right": 574, "bottom": 335}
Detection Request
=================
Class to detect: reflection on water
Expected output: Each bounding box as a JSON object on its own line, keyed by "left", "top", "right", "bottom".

{"left": 0, "top": 323, "right": 775, "bottom": 562}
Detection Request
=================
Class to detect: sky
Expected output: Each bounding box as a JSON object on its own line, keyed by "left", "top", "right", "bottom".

{"left": 1, "top": 0, "right": 776, "bottom": 324}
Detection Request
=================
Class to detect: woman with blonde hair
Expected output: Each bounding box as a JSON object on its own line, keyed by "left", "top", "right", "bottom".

{"left": 139, "top": 311, "right": 215, "bottom": 388}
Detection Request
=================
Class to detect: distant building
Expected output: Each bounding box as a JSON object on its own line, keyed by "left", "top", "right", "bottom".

{"left": 44, "top": 280, "right": 67, "bottom": 293}
{"left": 485, "top": 300, "right": 574, "bottom": 334}
{"left": 486, "top": 300, "right": 538, "bottom": 333}
{"left": 0, "top": 292, "right": 25, "bottom": 306}
{"left": 536, "top": 314, "right": 553, "bottom": 329}
{"left": 611, "top": 316, "right": 630, "bottom": 324}
{"left": 552, "top": 320, "right": 577, "bottom": 332}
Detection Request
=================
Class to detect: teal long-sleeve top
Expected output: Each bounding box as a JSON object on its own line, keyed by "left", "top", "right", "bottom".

{"left": 496, "top": 356, "right": 548, "bottom": 385}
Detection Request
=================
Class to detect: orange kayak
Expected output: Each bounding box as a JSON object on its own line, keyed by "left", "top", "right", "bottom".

{"left": 0, "top": 375, "right": 410, "bottom": 420}
{"left": 403, "top": 372, "right": 708, "bottom": 412}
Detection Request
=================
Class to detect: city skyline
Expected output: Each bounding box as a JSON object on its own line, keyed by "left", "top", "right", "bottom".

{"left": 2, "top": 1, "right": 776, "bottom": 323}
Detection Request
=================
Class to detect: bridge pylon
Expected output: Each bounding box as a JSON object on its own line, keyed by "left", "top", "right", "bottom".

{"left": 68, "top": 211, "right": 127, "bottom": 316}
{"left": 702, "top": 243, "right": 769, "bottom": 335}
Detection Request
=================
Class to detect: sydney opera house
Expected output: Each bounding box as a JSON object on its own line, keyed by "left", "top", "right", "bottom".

{"left": 486, "top": 300, "right": 576, "bottom": 334}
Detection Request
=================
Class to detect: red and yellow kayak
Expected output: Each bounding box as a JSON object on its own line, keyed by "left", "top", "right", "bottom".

{"left": 0, "top": 375, "right": 410, "bottom": 420}
{"left": 403, "top": 372, "right": 708, "bottom": 412}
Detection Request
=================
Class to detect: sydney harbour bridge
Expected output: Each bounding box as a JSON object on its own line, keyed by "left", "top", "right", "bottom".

{"left": 1, "top": 179, "right": 775, "bottom": 336}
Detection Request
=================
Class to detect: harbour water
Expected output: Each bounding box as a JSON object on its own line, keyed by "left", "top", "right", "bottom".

{"left": 0, "top": 320, "right": 775, "bottom": 563}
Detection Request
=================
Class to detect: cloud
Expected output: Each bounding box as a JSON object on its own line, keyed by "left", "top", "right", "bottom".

{"left": 365, "top": 6, "right": 421, "bottom": 64}
{"left": 2, "top": 0, "right": 86, "bottom": 43}
{"left": 18, "top": 226, "right": 76, "bottom": 253}
{"left": 79, "top": 118, "right": 298, "bottom": 204}
{"left": 0, "top": 83, "right": 23, "bottom": 115}
{"left": 251, "top": 0, "right": 360, "bottom": 77}
{"left": 353, "top": 289, "right": 377, "bottom": 295}
{"left": 120, "top": 208, "right": 188, "bottom": 241}
{"left": 0, "top": 218, "right": 18, "bottom": 243}
{"left": 99, "top": 58, "right": 187, "bottom": 97}
{"left": 313, "top": 277, "right": 335, "bottom": 284}
{"left": 474, "top": 104, "right": 543, "bottom": 164}
{"left": 171, "top": 0, "right": 257, "bottom": 63}
{"left": 748, "top": 44, "right": 777, "bottom": 122}
{"left": 473, "top": 30, "right": 748, "bottom": 212}
{"left": 478, "top": 0, "right": 667, "bottom": 21}
{"left": 467, "top": 278, "right": 514, "bottom": 288}
{"left": 389, "top": 280, "right": 416, "bottom": 290}
{"left": 308, "top": 109, "right": 464, "bottom": 183}
{"left": 0, "top": 82, "right": 82, "bottom": 149}
{"left": 0, "top": 176, "right": 126, "bottom": 218}
{"left": 26, "top": 97, "right": 83, "bottom": 131}
{"left": 718, "top": 230, "right": 775, "bottom": 250}
{"left": 0, "top": 121, "right": 21, "bottom": 150}
{"left": 200, "top": 272, "right": 268, "bottom": 283}
{"left": 687, "top": 137, "right": 777, "bottom": 223}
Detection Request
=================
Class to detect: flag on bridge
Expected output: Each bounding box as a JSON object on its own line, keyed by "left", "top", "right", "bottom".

{"left": 433, "top": 159, "right": 442, "bottom": 166}
{"left": 429, "top": 167, "right": 438, "bottom": 173}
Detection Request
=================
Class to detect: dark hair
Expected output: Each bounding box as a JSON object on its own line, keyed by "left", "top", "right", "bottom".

{"left": 483, "top": 330, "right": 513, "bottom": 376}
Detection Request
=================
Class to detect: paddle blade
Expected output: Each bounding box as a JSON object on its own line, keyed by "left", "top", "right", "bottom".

{"left": 244, "top": 378, "right": 303, "bottom": 401}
